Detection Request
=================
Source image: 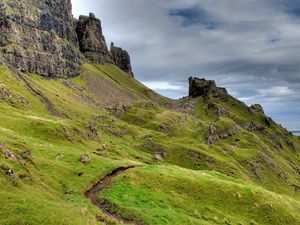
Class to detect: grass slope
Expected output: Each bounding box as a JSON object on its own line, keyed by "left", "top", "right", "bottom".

{"left": 0, "top": 63, "right": 300, "bottom": 224}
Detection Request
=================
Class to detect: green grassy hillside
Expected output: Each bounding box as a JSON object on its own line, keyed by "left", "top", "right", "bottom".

{"left": 0, "top": 63, "right": 300, "bottom": 225}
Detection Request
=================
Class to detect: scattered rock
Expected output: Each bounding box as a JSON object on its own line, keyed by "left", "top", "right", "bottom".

{"left": 86, "top": 122, "right": 99, "bottom": 140}
{"left": 55, "top": 153, "right": 64, "bottom": 160}
{"left": 0, "top": 86, "right": 28, "bottom": 106}
{"left": 242, "top": 121, "right": 265, "bottom": 132}
{"left": 80, "top": 154, "right": 91, "bottom": 164}
{"left": 0, "top": 143, "right": 17, "bottom": 160}
{"left": 21, "top": 150, "right": 34, "bottom": 160}
{"left": 4, "top": 168, "right": 14, "bottom": 176}
{"left": 208, "top": 103, "right": 228, "bottom": 116}
{"left": 154, "top": 153, "right": 164, "bottom": 161}
{"left": 206, "top": 123, "right": 238, "bottom": 145}
{"left": 63, "top": 81, "right": 86, "bottom": 92}
{"left": 96, "top": 144, "right": 106, "bottom": 152}
{"left": 105, "top": 104, "right": 132, "bottom": 118}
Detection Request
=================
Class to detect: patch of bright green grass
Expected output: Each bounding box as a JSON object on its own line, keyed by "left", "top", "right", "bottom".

{"left": 100, "top": 165, "right": 300, "bottom": 225}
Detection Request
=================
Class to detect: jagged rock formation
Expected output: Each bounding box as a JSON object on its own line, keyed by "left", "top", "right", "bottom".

{"left": 0, "top": 0, "right": 82, "bottom": 78}
{"left": 75, "top": 13, "right": 112, "bottom": 64}
{"left": 249, "top": 104, "right": 264, "bottom": 114}
{"left": 0, "top": 0, "right": 134, "bottom": 78}
{"left": 110, "top": 42, "right": 134, "bottom": 77}
{"left": 189, "top": 77, "right": 228, "bottom": 98}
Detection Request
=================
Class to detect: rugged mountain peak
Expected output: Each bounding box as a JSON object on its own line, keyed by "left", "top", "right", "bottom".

{"left": 75, "top": 13, "right": 112, "bottom": 64}
{"left": 0, "top": 1, "right": 134, "bottom": 78}
{"left": 110, "top": 42, "right": 134, "bottom": 77}
{"left": 188, "top": 76, "right": 228, "bottom": 98}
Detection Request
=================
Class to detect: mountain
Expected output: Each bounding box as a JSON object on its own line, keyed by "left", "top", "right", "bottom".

{"left": 1, "top": 1, "right": 300, "bottom": 225}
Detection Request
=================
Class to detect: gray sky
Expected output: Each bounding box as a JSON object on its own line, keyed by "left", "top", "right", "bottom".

{"left": 72, "top": 0, "right": 300, "bottom": 131}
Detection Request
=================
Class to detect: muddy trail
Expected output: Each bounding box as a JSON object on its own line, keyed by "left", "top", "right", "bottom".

{"left": 85, "top": 166, "right": 142, "bottom": 225}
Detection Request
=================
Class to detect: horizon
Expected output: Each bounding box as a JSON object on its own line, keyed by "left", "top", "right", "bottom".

{"left": 72, "top": 0, "right": 300, "bottom": 131}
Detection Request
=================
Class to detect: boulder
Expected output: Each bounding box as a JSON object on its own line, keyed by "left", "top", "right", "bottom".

{"left": 55, "top": 153, "right": 64, "bottom": 159}
{"left": 79, "top": 154, "right": 91, "bottom": 164}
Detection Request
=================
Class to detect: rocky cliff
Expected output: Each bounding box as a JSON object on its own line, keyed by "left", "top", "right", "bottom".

{"left": 75, "top": 13, "right": 112, "bottom": 65}
{"left": 188, "top": 76, "right": 228, "bottom": 98}
{"left": 0, "top": 0, "right": 82, "bottom": 78}
{"left": 110, "top": 42, "right": 134, "bottom": 77}
{"left": 0, "top": 0, "right": 134, "bottom": 78}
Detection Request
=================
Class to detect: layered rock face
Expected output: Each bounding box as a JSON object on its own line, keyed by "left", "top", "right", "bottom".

{"left": 0, "top": 0, "right": 134, "bottom": 78}
{"left": 188, "top": 77, "right": 228, "bottom": 98}
{"left": 110, "top": 42, "right": 134, "bottom": 77}
{"left": 0, "top": 0, "right": 82, "bottom": 78}
{"left": 75, "top": 13, "right": 112, "bottom": 64}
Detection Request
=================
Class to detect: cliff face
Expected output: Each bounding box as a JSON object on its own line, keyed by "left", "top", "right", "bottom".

{"left": 0, "top": 0, "right": 82, "bottom": 78}
{"left": 0, "top": 0, "right": 134, "bottom": 78}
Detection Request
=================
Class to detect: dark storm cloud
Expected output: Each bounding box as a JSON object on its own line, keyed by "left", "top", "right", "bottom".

{"left": 169, "top": 7, "right": 224, "bottom": 29}
{"left": 72, "top": 0, "right": 300, "bottom": 130}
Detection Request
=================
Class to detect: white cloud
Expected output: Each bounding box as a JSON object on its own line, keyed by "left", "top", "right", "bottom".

{"left": 142, "top": 81, "right": 183, "bottom": 90}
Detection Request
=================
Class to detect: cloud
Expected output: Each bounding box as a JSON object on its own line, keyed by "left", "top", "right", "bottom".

{"left": 141, "top": 81, "right": 183, "bottom": 90}
{"left": 71, "top": 0, "right": 300, "bottom": 130}
{"left": 168, "top": 7, "right": 224, "bottom": 29}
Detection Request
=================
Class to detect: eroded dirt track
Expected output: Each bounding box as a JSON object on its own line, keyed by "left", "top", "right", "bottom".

{"left": 85, "top": 166, "right": 141, "bottom": 225}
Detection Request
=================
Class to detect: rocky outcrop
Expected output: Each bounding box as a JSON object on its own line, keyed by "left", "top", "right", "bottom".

{"left": 0, "top": 0, "right": 134, "bottom": 78}
{"left": 0, "top": 0, "right": 82, "bottom": 78}
{"left": 75, "top": 13, "right": 112, "bottom": 64}
{"left": 249, "top": 104, "right": 264, "bottom": 114}
{"left": 189, "top": 77, "right": 228, "bottom": 98}
{"left": 110, "top": 42, "right": 134, "bottom": 77}
{"left": 242, "top": 121, "right": 265, "bottom": 132}
{"left": 206, "top": 123, "right": 238, "bottom": 145}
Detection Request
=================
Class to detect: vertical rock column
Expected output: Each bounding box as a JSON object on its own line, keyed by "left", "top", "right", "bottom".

{"left": 110, "top": 42, "right": 134, "bottom": 77}
{"left": 75, "top": 13, "right": 112, "bottom": 64}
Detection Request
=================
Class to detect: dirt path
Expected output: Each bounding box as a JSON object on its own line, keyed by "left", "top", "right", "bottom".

{"left": 85, "top": 166, "right": 140, "bottom": 225}
{"left": 8, "top": 66, "right": 58, "bottom": 116}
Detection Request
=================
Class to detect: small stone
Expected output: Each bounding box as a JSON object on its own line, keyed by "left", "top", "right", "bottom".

{"left": 55, "top": 153, "right": 64, "bottom": 159}
{"left": 5, "top": 168, "right": 14, "bottom": 176}
{"left": 80, "top": 154, "right": 91, "bottom": 164}
{"left": 154, "top": 154, "right": 163, "bottom": 161}
{"left": 0, "top": 144, "right": 17, "bottom": 160}
{"left": 21, "top": 150, "right": 34, "bottom": 160}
